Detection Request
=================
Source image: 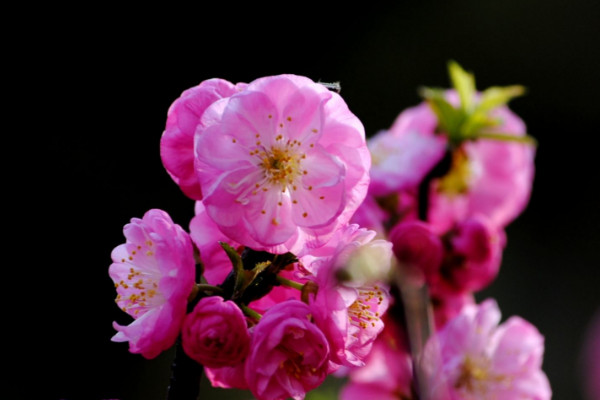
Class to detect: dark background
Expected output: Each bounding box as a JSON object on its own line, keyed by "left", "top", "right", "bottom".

{"left": 18, "top": 1, "right": 599, "bottom": 399}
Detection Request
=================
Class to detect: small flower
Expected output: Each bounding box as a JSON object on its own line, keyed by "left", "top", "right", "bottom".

{"left": 182, "top": 296, "right": 250, "bottom": 368}
{"left": 427, "top": 116, "right": 535, "bottom": 232}
{"left": 194, "top": 74, "right": 370, "bottom": 253}
{"left": 304, "top": 225, "right": 392, "bottom": 368}
{"left": 367, "top": 102, "right": 447, "bottom": 197}
{"left": 245, "top": 300, "right": 330, "bottom": 400}
{"left": 109, "top": 209, "right": 195, "bottom": 359}
{"left": 389, "top": 220, "right": 444, "bottom": 286}
{"left": 422, "top": 299, "right": 551, "bottom": 399}
{"left": 160, "top": 78, "right": 246, "bottom": 200}
{"left": 430, "top": 215, "right": 505, "bottom": 297}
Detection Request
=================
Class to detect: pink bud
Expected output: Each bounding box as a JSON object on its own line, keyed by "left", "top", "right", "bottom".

{"left": 182, "top": 296, "right": 250, "bottom": 368}
{"left": 389, "top": 220, "right": 444, "bottom": 285}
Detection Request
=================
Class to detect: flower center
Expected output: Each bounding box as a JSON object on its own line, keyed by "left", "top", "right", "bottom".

{"left": 348, "top": 285, "right": 385, "bottom": 330}
{"left": 437, "top": 147, "right": 472, "bottom": 196}
{"left": 114, "top": 240, "right": 164, "bottom": 317}
{"left": 260, "top": 145, "right": 303, "bottom": 188}
{"left": 454, "top": 355, "right": 508, "bottom": 395}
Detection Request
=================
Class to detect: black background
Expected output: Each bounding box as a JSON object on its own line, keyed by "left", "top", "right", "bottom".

{"left": 16, "top": 1, "right": 600, "bottom": 399}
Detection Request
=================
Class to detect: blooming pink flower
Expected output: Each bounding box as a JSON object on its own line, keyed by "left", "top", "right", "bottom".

{"left": 188, "top": 201, "right": 241, "bottom": 286}
{"left": 368, "top": 102, "right": 447, "bottom": 197}
{"left": 194, "top": 74, "right": 370, "bottom": 253}
{"left": 181, "top": 296, "right": 250, "bottom": 368}
{"left": 340, "top": 318, "right": 413, "bottom": 400}
{"left": 109, "top": 209, "right": 195, "bottom": 359}
{"left": 303, "top": 225, "right": 392, "bottom": 368}
{"left": 427, "top": 104, "right": 535, "bottom": 233}
{"left": 245, "top": 300, "right": 330, "bottom": 400}
{"left": 429, "top": 215, "right": 506, "bottom": 297}
{"left": 160, "top": 78, "right": 246, "bottom": 200}
{"left": 422, "top": 299, "right": 551, "bottom": 399}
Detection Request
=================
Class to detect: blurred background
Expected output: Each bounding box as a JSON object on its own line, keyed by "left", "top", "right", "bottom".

{"left": 20, "top": 1, "right": 599, "bottom": 399}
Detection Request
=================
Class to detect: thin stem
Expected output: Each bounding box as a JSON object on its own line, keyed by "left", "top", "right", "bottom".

{"left": 196, "top": 284, "right": 224, "bottom": 294}
{"left": 240, "top": 304, "right": 262, "bottom": 322}
{"left": 474, "top": 132, "right": 538, "bottom": 146}
{"left": 275, "top": 276, "right": 304, "bottom": 291}
{"left": 393, "top": 268, "right": 436, "bottom": 400}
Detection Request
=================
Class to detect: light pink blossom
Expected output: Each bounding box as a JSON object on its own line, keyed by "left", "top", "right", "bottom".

{"left": 109, "top": 209, "right": 195, "bottom": 359}
{"left": 304, "top": 225, "right": 392, "bottom": 368}
{"left": 160, "top": 78, "right": 246, "bottom": 200}
{"left": 245, "top": 300, "right": 330, "bottom": 400}
{"left": 427, "top": 104, "right": 535, "bottom": 232}
{"left": 422, "top": 298, "right": 551, "bottom": 399}
{"left": 194, "top": 74, "right": 370, "bottom": 253}
{"left": 181, "top": 296, "right": 250, "bottom": 368}
{"left": 340, "top": 318, "right": 413, "bottom": 400}
{"left": 368, "top": 102, "right": 447, "bottom": 197}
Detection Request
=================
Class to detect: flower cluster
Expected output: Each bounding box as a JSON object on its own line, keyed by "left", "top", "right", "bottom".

{"left": 343, "top": 61, "right": 550, "bottom": 399}
{"left": 109, "top": 64, "right": 551, "bottom": 399}
{"left": 110, "top": 74, "right": 389, "bottom": 400}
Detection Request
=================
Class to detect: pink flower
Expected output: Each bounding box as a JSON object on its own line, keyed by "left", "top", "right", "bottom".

{"left": 245, "top": 300, "right": 330, "bottom": 400}
{"left": 194, "top": 74, "right": 370, "bottom": 253}
{"left": 429, "top": 215, "right": 505, "bottom": 297}
{"left": 427, "top": 104, "right": 535, "bottom": 232}
{"left": 109, "top": 209, "right": 195, "bottom": 359}
{"left": 181, "top": 296, "right": 250, "bottom": 368}
{"left": 422, "top": 299, "right": 551, "bottom": 399}
{"left": 188, "top": 201, "right": 240, "bottom": 286}
{"left": 160, "top": 78, "right": 246, "bottom": 200}
{"left": 389, "top": 220, "right": 444, "bottom": 286}
{"left": 368, "top": 102, "right": 447, "bottom": 197}
{"left": 304, "top": 225, "right": 392, "bottom": 368}
{"left": 340, "top": 318, "right": 413, "bottom": 400}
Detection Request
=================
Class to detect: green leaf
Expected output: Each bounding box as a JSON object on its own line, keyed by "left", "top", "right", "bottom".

{"left": 476, "top": 85, "right": 526, "bottom": 114}
{"left": 419, "top": 87, "right": 465, "bottom": 140}
{"left": 219, "top": 242, "right": 245, "bottom": 298}
{"left": 448, "top": 60, "right": 476, "bottom": 112}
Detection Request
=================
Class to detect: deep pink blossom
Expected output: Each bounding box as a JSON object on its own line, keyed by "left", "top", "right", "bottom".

{"left": 245, "top": 300, "right": 330, "bottom": 400}
{"left": 181, "top": 296, "right": 250, "bottom": 368}
{"left": 422, "top": 299, "right": 551, "bottom": 399}
{"left": 429, "top": 215, "right": 505, "bottom": 297}
{"left": 194, "top": 74, "right": 370, "bottom": 253}
{"left": 340, "top": 318, "right": 413, "bottom": 400}
{"left": 160, "top": 79, "right": 246, "bottom": 200}
{"left": 109, "top": 209, "right": 195, "bottom": 359}
{"left": 389, "top": 220, "right": 444, "bottom": 286}
{"left": 188, "top": 201, "right": 240, "bottom": 286}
